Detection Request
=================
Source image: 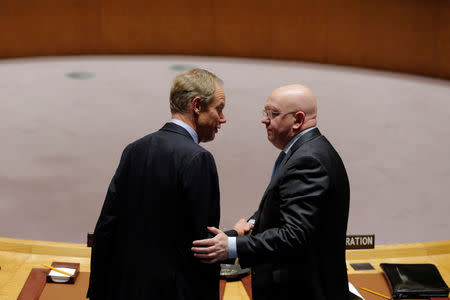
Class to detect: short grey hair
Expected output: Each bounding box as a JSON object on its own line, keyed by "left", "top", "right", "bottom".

{"left": 170, "top": 68, "right": 223, "bottom": 113}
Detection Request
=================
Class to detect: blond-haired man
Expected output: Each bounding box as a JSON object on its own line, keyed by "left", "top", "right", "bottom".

{"left": 88, "top": 69, "right": 229, "bottom": 299}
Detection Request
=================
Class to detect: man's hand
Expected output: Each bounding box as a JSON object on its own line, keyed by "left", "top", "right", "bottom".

{"left": 192, "top": 227, "right": 228, "bottom": 263}
{"left": 233, "top": 218, "right": 254, "bottom": 236}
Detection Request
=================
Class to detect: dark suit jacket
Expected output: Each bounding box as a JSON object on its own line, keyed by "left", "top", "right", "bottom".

{"left": 237, "top": 128, "right": 350, "bottom": 300}
{"left": 88, "top": 122, "right": 222, "bottom": 300}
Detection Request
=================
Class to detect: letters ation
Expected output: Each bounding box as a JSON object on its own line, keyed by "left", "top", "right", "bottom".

{"left": 345, "top": 234, "right": 375, "bottom": 249}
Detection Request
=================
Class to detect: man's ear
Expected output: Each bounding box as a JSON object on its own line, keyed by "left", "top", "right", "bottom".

{"left": 293, "top": 111, "right": 305, "bottom": 130}
{"left": 191, "top": 97, "right": 202, "bottom": 116}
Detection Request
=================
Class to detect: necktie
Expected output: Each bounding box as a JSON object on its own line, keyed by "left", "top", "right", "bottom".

{"left": 271, "top": 151, "right": 286, "bottom": 181}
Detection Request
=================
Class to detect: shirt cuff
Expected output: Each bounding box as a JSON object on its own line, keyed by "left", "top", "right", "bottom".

{"left": 228, "top": 237, "right": 237, "bottom": 259}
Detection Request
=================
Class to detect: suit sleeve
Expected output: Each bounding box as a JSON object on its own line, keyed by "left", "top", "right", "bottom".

{"left": 87, "top": 145, "right": 131, "bottom": 299}
{"left": 236, "top": 156, "right": 329, "bottom": 264}
{"left": 181, "top": 150, "right": 220, "bottom": 240}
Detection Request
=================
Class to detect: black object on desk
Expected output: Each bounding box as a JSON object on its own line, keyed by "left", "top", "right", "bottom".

{"left": 380, "top": 263, "right": 449, "bottom": 299}
{"left": 351, "top": 263, "right": 375, "bottom": 271}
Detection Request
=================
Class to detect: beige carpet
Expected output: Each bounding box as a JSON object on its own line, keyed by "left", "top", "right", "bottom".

{"left": 1, "top": 55, "right": 449, "bottom": 245}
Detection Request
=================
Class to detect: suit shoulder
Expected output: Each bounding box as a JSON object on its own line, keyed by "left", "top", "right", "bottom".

{"left": 128, "top": 129, "right": 212, "bottom": 159}
{"left": 121, "top": 131, "right": 156, "bottom": 153}
{"left": 288, "top": 136, "right": 336, "bottom": 168}
{"left": 294, "top": 134, "right": 335, "bottom": 156}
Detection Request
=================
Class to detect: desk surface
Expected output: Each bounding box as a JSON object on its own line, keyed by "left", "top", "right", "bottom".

{"left": 15, "top": 271, "right": 407, "bottom": 300}
{"left": 1, "top": 237, "right": 449, "bottom": 299}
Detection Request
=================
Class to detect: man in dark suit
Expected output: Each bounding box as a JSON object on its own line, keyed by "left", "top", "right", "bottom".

{"left": 88, "top": 69, "right": 230, "bottom": 300}
{"left": 192, "top": 84, "right": 350, "bottom": 300}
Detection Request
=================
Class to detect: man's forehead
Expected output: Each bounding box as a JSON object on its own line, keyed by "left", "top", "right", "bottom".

{"left": 215, "top": 84, "right": 225, "bottom": 97}
{"left": 210, "top": 85, "right": 225, "bottom": 107}
{"left": 264, "top": 103, "right": 279, "bottom": 110}
{"left": 215, "top": 92, "right": 226, "bottom": 105}
{"left": 268, "top": 89, "right": 304, "bottom": 109}
{"left": 265, "top": 94, "right": 287, "bottom": 110}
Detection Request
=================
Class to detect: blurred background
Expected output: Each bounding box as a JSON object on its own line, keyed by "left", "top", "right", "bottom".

{"left": 1, "top": 0, "right": 449, "bottom": 245}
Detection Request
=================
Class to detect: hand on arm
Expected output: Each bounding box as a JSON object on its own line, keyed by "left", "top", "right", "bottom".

{"left": 233, "top": 218, "right": 254, "bottom": 236}
{"left": 192, "top": 227, "right": 229, "bottom": 263}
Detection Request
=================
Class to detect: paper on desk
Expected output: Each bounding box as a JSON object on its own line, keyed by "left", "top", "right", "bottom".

{"left": 349, "top": 282, "right": 365, "bottom": 300}
{"left": 49, "top": 267, "right": 76, "bottom": 277}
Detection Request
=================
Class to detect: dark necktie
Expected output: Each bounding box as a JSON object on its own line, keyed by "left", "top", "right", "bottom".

{"left": 271, "top": 151, "right": 286, "bottom": 181}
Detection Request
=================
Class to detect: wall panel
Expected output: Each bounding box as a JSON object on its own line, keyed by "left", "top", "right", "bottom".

{"left": 0, "top": 0, "right": 101, "bottom": 56}
{"left": 270, "top": 0, "right": 328, "bottom": 62}
{"left": 213, "top": 0, "right": 274, "bottom": 58}
{"left": 326, "top": 0, "right": 367, "bottom": 66}
{"left": 99, "top": 0, "right": 215, "bottom": 54}
{"left": 436, "top": 0, "right": 450, "bottom": 78}
{"left": 357, "top": 0, "right": 438, "bottom": 76}
{"left": 0, "top": 0, "right": 448, "bottom": 79}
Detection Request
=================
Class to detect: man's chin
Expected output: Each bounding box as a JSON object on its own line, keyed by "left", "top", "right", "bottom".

{"left": 200, "top": 133, "right": 215, "bottom": 143}
{"left": 267, "top": 136, "right": 280, "bottom": 148}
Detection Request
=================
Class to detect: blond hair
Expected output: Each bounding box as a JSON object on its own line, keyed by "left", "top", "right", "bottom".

{"left": 170, "top": 69, "right": 223, "bottom": 113}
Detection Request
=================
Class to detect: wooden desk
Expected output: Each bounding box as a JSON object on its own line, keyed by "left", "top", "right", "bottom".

{"left": 1, "top": 237, "right": 449, "bottom": 299}
{"left": 15, "top": 270, "right": 445, "bottom": 300}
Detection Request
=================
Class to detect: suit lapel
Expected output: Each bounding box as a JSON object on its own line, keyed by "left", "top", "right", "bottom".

{"left": 254, "top": 128, "right": 322, "bottom": 230}
{"left": 278, "top": 128, "right": 322, "bottom": 170}
{"left": 265, "top": 128, "right": 322, "bottom": 190}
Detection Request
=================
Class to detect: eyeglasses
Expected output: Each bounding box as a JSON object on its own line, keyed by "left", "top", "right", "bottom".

{"left": 262, "top": 109, "right": 298, "bottom": 120}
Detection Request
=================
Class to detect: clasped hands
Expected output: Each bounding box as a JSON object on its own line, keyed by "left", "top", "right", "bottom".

{"left": 191, "top": 218, "right": 253, "bottom": 263}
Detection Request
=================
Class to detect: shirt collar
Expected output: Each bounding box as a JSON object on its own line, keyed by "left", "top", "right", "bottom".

{"left": 170, "top": 119, "right": 199, "bottom": 144}
{"left": 283, "top": 127, "right": 317, "bottom": 154}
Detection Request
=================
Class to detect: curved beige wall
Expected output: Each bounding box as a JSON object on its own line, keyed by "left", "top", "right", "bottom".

{"left": 1, "top": 0, "right": 449, "bottom": 78}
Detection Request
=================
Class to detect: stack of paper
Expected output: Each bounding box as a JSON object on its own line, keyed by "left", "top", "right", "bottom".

{"left": 49, "top": 267, "right": 76, "bottom": 283}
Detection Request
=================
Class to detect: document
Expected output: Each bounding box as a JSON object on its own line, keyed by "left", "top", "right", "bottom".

{"left": 349, "top": 282, "right": 365, "bottom": 300}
